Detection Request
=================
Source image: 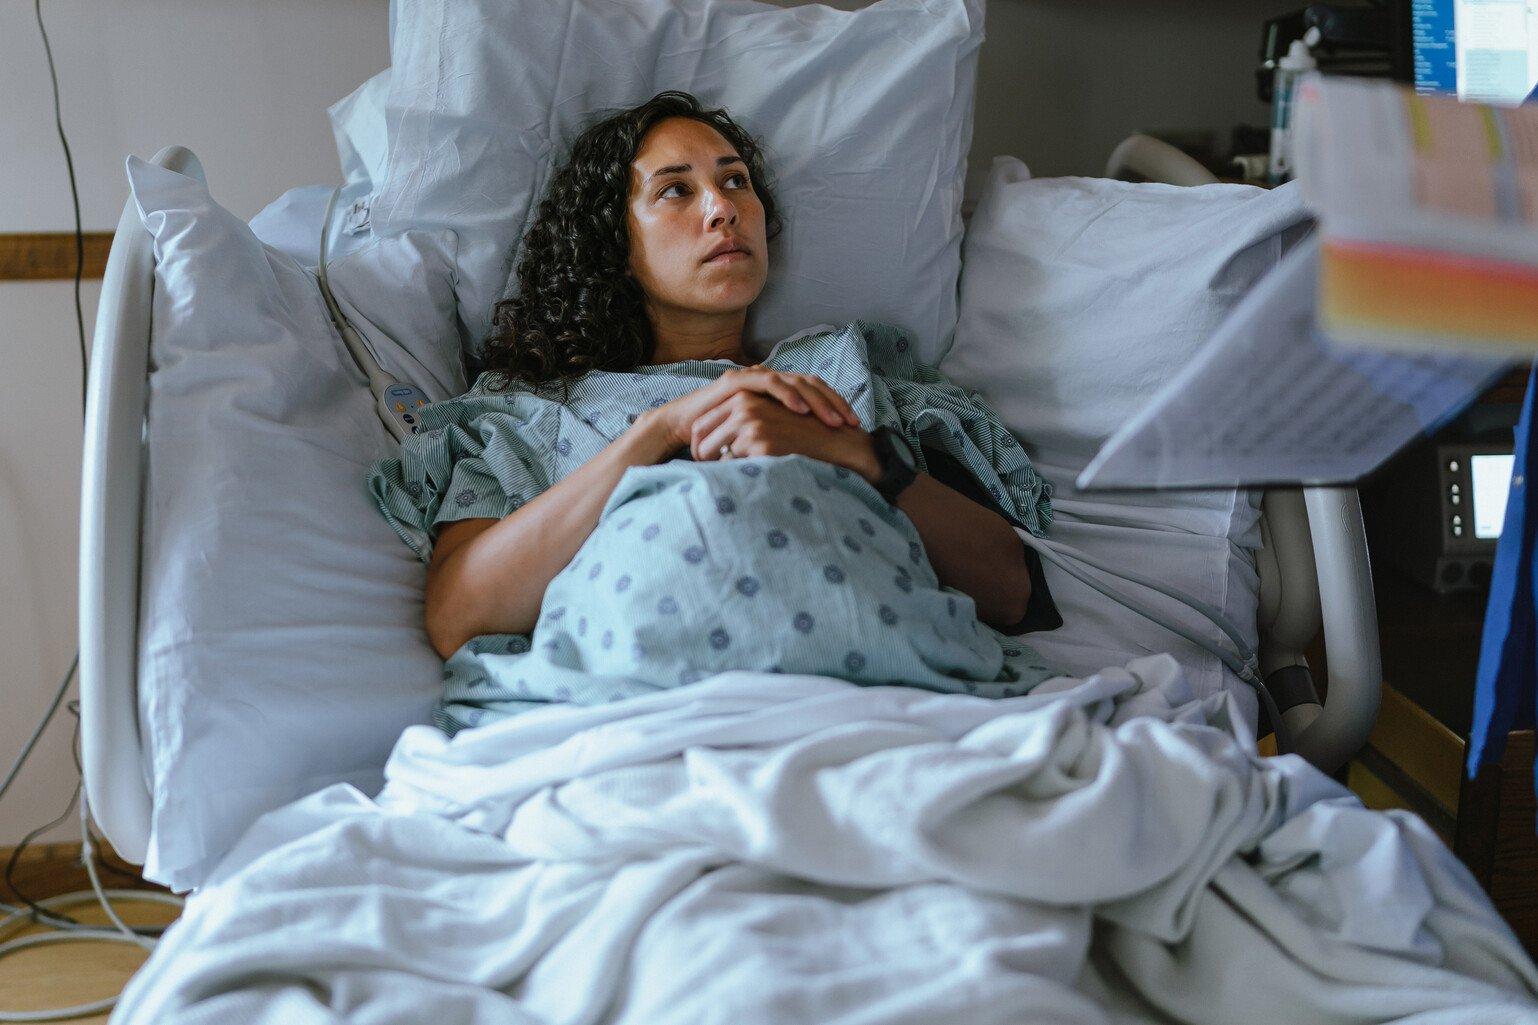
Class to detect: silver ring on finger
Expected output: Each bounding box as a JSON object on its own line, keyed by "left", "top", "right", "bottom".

{"left": 720, "top": 444, "right": 735, "bottom": 460}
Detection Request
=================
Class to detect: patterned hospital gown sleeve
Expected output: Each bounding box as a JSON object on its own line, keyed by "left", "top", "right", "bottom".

{"left": 850, "top": 321, "right": 1055, "bottom": 538}
{"left": 366, "top": 385, "right": 562, "bottom": 564}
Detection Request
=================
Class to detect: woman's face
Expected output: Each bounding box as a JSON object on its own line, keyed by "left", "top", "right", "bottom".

{"left": 626, "top": 117, "right": 768, "bottom": 319}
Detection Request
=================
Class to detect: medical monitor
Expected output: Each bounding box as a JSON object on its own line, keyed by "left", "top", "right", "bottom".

{"left": 1471, "top": 451, "right": 1516, "bottom": 538}
{"left": 1412, "top": 0, "right": 1538, "bottom": 103}
{"left": 1363, "top": 439, "right": 1516, "bottom": 594}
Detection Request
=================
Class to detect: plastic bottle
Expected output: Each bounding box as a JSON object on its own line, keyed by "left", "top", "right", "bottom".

{"left": 1268, "top": 27, "right": 1320, "bottom": 186}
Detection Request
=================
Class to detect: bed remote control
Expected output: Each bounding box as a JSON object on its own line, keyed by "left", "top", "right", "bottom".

{"left": 377, "top": 381, "right": 431, "bottom": 441}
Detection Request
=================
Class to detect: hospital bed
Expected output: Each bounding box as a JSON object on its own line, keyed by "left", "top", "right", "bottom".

{"left": 62, "top": 0, "right": 1538, "bottom": 1009}
{"left": 79, "top": 22, "right": 1538, "bottom": 1022}
{"left": 78, "top": 137, "right": 1382, "bottom": 874}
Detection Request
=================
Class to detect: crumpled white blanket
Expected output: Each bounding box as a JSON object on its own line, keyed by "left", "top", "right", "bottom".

{"left": 112, "top": 656, "right": 1538, "bottom": 1024}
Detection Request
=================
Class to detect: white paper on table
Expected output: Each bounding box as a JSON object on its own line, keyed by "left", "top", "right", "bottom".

{"left": 1077, "top": 235, "right": 1513, "bottom": 490}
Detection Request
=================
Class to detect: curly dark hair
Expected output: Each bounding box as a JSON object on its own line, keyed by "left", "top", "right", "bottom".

{"left": 478, "top": 90, "right": 784, "bottom": 394}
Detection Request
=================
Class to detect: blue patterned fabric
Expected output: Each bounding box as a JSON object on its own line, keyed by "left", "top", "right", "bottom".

{"left": 367, "top": 320, "right": 1061, "bottom": 735}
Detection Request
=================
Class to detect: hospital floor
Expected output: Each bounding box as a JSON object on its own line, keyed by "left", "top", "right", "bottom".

{"left": 0, "top": 841, "right": 180, "bottom": 1023}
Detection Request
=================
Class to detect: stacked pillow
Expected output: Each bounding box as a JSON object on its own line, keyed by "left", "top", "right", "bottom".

{"left": 944, "top": 156, "right": 1313, "bottom": 709}
{"left": 136, "top": 0, "right": 991, "bottom": 888}
{"left": 248, "top": 72, "right": 390, "bottom": 272}
{"left": 330, "top": 68, "right": 390, "bottom": 194}
{"left": 365, "top": 0, "right": 986, "bottom": 363}
{"left": 130, "top": 157, "right": 455, "bottom": 890}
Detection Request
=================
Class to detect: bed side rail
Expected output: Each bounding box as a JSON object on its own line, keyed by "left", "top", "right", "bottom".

{"left": 1105, "top": 135, "right": 1383, "bottom": 772}
{"left": 1257, "top": 488, "right": 1383, "bottom": 769}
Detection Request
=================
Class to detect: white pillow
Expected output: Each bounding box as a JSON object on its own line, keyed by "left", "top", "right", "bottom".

{"left": 945, "top": 157, "right": 1312, "bottom": 711}
{"left": 130, "top": 157, "right": 453, "bottom": 891}
{"left": 329, "top": 69, "right": 391, "bottom": 191}
{"left": 246, "top": 71, "right": 392, "bottom": 269}
{"left": 369, "top": 0, "right": 984, "bottom": 364}
{"left": 247, "top": 184, "right": 335, "bottom": 268}
{"left": 947, "top": 158, "right": 1314, "bottom": 541}
{"left": 248, "top": 180, "right": 470, "bottom": 398}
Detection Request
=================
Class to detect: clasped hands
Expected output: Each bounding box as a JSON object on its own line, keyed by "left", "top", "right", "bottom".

{"left": 643, "top": 365, "right": 881, "bottom": 484}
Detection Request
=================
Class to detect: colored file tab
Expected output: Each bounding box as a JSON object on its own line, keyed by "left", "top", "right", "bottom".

{"left": 1321, "top": 238, "right": 1538, "bottom": 356}
{"left": 1295, "top": 75, "right": 1538, "bottom": 356}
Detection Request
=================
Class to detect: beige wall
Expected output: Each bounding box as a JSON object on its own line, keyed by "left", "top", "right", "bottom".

{"left": 970, "top": 0, "right": 1296, "bottom": 190}
{"left": 1, "top": 0, "right": 1292, "bottom": 848}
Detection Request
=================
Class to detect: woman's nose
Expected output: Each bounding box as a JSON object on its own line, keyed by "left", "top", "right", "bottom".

{"left": 704, "top": 189, "right": 737, "bottom": 229}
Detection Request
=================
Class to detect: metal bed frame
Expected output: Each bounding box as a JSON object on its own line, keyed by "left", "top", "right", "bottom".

{"left": 79, "top": 141, "right": 1383, "bottom": 866}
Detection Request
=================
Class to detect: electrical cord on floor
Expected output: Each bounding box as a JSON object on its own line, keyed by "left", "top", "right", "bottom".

{"left": 0, "top": 703, "right": 183, "bottom": 1022}
{"left": 2, "top": 701, "right": 170, "bottom": 940}
{"left": 0, "top": 4, "right": 188, "bottom": 1020}
{"left": 1, "top": 664, "right": 79, "bottom": 928}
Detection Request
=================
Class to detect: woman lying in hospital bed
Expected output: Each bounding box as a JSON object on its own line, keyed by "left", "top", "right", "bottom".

{"left": 369, "top": 91, "right": 1069, "bottom": 735}
{"left": 106, "top": 89, "right": 1538, "bottom": 1025}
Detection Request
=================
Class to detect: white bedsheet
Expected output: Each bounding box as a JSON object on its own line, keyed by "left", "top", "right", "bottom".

{"left": 113, "top": 659, "right": 1538, "bottom": 1024}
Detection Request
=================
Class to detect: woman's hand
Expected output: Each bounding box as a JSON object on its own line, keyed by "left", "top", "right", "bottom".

{"left": 690, "top": 392, "right": 880, "bottom": 479}
{"left": 644, "top": 366, "right": 859, "bottom": 452}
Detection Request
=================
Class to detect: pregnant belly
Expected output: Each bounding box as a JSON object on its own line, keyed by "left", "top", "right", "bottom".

{"left": 532, "top": 455, "right": 1012, "bottom": 690}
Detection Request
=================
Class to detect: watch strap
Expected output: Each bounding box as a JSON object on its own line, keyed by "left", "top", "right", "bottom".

{"left": 871, "top": 426, "right": 918, "bottom": 502}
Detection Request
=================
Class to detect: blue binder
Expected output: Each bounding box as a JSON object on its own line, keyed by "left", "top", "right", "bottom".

{"left": 1469, "top": 362, "right": 1538, "bottom": 781}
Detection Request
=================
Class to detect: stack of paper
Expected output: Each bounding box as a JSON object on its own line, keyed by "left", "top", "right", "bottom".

{"left": 1078, "top": 76, "right": 1524, "bottom": 490}
{"left": 1294, "top": 75, "right": 1538, "bottom": 357}
{"left": 1077, "top": 237, "right": 1509, "bottom": 489}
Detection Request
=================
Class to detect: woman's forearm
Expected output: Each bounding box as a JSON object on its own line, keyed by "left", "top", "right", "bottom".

{"left": 832, "top": 429, "right": 1033, "bottom": 628}
{"left": 426, "top": 413, "right": 678, "bottom": 656}
{"left": 728, "top": 420, "right": 1033, "bottom": 630}
{"left": 893, "top": 473, "right": 1033, "bottom": 629}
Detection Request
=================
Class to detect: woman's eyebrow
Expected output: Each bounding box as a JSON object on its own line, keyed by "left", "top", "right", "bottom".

{"left": 644, "top": 155, "right": 745, "bottom": 184}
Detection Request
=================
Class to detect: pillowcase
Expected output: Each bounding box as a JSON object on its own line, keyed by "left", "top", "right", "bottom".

{"left": 945, "top": 157, "right": 1313, "bottom": 544}
{"left": 250, "top": 69, "right": 392, "bottom": 271}
{"left": 943, "top": 157, "right": 1313, "bottom": 712}
{"left": 368, "top": 0, "right": 984, "bottom": 364}
{"left": 246, "top": 184, "right": 336, "bottom": 269}
{"left": 248, "top": 189, "right": 470, "bottom": 400}
{"left": 129, "top": 157, "right": 455, "bottom": 891}
{"left": 329, "top": 69, "right": 391, "bottom": 192}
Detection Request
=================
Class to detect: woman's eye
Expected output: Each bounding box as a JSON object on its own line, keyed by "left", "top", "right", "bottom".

{"left": 660, "top": 174, "right": 747, "bottom": 200}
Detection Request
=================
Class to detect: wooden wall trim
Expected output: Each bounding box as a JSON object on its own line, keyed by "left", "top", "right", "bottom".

{"left": 0, "top": 839, "right": 166, "bottom": 900}
{"left": 0, "top": 231, "right": 113, "bottom": 281}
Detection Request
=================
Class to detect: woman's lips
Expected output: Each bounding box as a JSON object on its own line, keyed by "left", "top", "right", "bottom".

{"left": 706, "top": 250, "right": 749, "bottom": 263}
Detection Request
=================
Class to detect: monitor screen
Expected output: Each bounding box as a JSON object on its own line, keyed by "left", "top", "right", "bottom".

{"left": 1413, "top": 0, "right": 1538, "bottom": 104}
{"left": 1471, "top": 452, "right": 1516, "bottom": 538}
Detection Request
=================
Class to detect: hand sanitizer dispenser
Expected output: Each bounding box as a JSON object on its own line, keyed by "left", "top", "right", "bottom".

{"left": 1269, "top": 27, "right": 1320, "bottom": 186}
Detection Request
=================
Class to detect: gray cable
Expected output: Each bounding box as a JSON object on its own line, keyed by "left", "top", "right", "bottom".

{"left": 0, "top": 792, "right": 182, "bottom": 1022}
{"left": 0, "top": 707, "right": 184, "bottom": 1021}
{"left": 0, "top": 658, "right": 73, "bottom": 808}
{"left": 317, "top": 186, "right": 432, "bottom": 444}
{"left": 319, "top": 186, "right": 388, "bottom": 391}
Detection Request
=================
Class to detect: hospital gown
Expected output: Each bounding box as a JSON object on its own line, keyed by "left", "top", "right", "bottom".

{"left": 368, "top": 320, "right": 1063, "bottom": 735}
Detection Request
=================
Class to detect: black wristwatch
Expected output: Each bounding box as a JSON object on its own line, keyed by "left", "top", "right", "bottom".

{"left": 869, "top": 426, "right": 919, "bottom": 502}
